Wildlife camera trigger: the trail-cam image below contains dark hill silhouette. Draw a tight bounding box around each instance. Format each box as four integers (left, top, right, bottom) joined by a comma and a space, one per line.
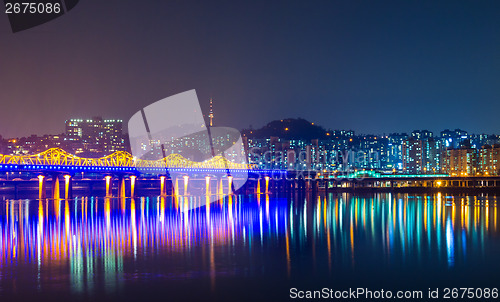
242, 118, 330, 140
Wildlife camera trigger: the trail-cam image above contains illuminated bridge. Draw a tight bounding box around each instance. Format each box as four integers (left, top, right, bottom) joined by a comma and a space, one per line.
0, 148, 280, 199
0, 148, 254, 173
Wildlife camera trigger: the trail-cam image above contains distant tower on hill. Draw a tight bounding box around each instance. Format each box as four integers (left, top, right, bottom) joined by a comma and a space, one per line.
208, 98, 214, 126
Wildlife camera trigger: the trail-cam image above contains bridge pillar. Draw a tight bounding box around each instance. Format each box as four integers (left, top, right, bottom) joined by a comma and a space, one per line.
130, 175, 136, 198
227, 175, 233, 195
215, 177, 221, 195
265, 176, 270, 194
174, 177, 180, 197
38, 175, 47, 199
105, 175, 112, 197
118, 176, 126, 198
160, 176, 166, 196
256, 178, 261, 194
51, 174, 61, 199
205, 176, 211, 195
183, 175, 189, 196
63, 174, 73, 199
165, 177, 172, 195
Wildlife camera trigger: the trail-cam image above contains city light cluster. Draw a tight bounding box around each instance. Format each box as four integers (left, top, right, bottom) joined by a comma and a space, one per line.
2, 118, 500, 176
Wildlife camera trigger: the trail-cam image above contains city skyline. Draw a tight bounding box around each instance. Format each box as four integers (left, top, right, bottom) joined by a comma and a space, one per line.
2, 114, 499, 177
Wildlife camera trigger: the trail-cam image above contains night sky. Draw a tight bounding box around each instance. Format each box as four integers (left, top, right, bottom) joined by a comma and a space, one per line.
0, 0, 499, 138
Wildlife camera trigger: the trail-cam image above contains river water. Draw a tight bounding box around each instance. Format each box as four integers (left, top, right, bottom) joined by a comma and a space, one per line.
0, 192, 498, 301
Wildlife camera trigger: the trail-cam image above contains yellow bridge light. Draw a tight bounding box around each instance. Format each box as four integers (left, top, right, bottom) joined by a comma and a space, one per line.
0, 148, 253, 170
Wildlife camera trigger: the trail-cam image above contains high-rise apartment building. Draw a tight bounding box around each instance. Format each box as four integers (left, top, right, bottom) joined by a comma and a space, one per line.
402, 138, 423, 174
478, 146, 500, 176
65, 117, 125, 154
441, 148, 477, 176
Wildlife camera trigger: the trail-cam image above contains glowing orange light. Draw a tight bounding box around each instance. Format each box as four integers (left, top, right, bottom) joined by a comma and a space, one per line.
228, 176, 233, 195
205, 176, 211, 195
183, 175, 189, 195
130, 175, 136, 197
105, 175, 112, 197
265, 176, 270, 194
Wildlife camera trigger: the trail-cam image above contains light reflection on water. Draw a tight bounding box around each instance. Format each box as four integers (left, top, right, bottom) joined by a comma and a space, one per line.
0, 193, 498, 298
